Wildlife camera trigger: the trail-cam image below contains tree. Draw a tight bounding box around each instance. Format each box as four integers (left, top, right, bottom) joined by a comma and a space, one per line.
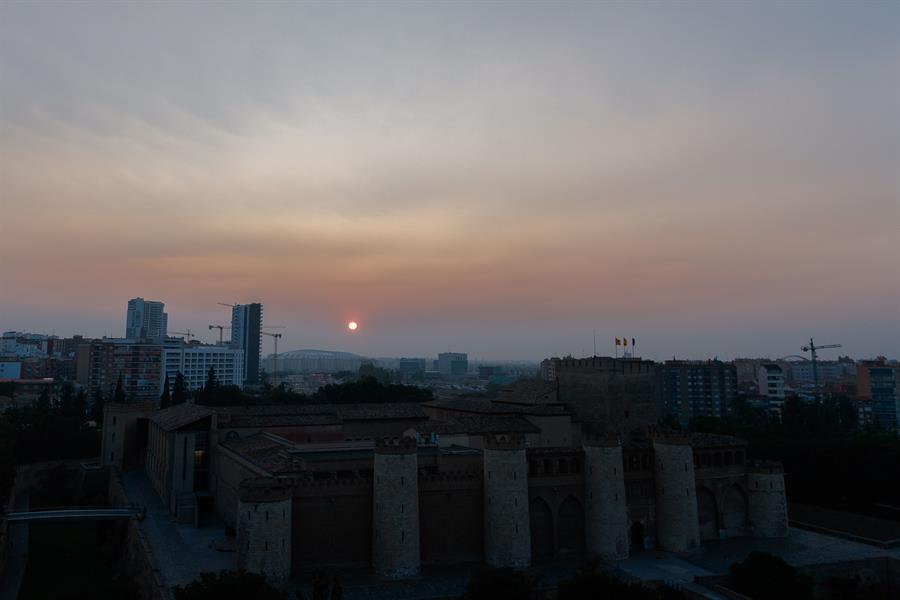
36, 386, 52, 411
160, 374, 171, 409
205, 366, 218, 391
90, 388, 105, 423
462, 567, 540, 600
557, 570, 677, 600
172, 571, 288, 600
730, 552, 813, 600
172, 372, 186, 405
114, 373, 126, 403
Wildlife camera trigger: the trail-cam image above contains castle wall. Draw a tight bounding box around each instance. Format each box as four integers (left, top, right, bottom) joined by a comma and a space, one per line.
237, 479, 292, 583
419, 473, 483, 564
748, 463, 789, 538
483, 434, 531, 568
584, 441, 629, 559
292, 480, 373, 569
372, 438, 421, 578
653, 437, 700, 552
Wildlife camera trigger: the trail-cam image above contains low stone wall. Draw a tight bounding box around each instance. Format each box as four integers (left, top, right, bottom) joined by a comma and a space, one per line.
108, 469, 172, 600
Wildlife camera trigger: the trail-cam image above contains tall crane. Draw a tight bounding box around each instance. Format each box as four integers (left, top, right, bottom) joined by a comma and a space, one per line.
208, 324, 232, 344
261, 331, 283, 384
801, 337, 842, 401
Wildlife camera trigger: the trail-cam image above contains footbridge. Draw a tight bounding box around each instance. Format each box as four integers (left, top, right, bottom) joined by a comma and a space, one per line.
4, 506, 144, 523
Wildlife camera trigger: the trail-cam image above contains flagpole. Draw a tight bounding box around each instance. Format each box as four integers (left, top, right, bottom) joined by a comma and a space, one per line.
593, 329, 597, 356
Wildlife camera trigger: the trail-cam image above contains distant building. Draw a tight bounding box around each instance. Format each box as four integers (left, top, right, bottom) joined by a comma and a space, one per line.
125, 297, 168, 341
438, 352, 468, 377
656, 360, 736, 426
540, 357, 560, 381
266, 349, 365, 374
788, 360, 855, 384
857, 361, 898, 431
76, 338, 163, 402
163, 339, 244, 394
398, 357, 427, 380
231, 303, 262, 385
0, 362, 22, 379
478, 365, 504, 379
758, 364, 785, 399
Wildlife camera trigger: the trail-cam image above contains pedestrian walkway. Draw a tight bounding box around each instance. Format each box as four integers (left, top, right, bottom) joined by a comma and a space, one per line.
119, 470, 234, 589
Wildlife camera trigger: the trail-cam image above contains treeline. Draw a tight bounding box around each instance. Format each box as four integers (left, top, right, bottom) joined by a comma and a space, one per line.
191, 365, 433, 407
689, 396, 900, 517
0, 382, 101, 498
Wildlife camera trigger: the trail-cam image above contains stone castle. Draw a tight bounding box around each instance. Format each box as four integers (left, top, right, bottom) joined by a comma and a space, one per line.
101, 357, 788, 582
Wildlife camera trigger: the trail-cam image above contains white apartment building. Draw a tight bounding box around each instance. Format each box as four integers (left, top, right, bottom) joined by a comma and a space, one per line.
162, 339, 244, 394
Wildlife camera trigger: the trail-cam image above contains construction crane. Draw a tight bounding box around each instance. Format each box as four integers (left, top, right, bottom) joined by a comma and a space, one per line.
261, 331, 283, 384
169, 330, 196, 340
218, 302, 236, 308
801, 337, 842, 401
208, 324, 232, 344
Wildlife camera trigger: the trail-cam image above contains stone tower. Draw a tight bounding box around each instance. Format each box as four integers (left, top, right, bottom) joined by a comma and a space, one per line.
583, 435, 629, 559
652, 431, 700, 552
372, 436, 421, 578
483, 433, 531, 568
748, 461, 789, 538
237, 477, 292, 583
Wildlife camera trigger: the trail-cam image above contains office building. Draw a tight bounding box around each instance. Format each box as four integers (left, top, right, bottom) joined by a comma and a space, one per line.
656, 360, 736, 425
125, 297, 168, 341
437, 352, 468, 377
398, 357, 428, 380
231, 303, 262, 385
857, 361, 898, 431
162, 338, 244, 394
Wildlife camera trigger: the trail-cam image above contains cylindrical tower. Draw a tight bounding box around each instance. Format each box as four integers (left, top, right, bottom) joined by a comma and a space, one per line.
583, 435, 629, 559
652, 431, 700, 552
372, 436, 421, 579
748, 461, 789, 538
237, 477, 292, 583
483, 433, 531, 568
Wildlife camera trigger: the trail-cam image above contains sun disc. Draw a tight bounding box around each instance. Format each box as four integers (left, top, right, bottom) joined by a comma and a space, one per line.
348, 321, 358, 331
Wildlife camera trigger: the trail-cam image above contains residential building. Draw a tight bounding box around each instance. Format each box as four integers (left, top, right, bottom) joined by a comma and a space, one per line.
656, 360, 736, 426
757, 363, 786, 417
857, 360, 898, 431
125, 297, 168, 341
162, 338, 244, 394
231, 303, 262, 385
75, 338, 163, 402
437, 352, 468, 377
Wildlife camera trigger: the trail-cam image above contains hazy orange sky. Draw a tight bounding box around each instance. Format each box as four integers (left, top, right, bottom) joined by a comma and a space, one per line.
1, 2, 898, 360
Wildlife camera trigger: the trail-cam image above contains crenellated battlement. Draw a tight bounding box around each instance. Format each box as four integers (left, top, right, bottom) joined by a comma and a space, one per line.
420, 470, 482, 484
239, 477, 293, 502
748, 460, 784, 474
374, 436, 418, 455
484, 432, 527, 451
295, 477, 374, 490
647, 426, 692, 446
583, 432, 623, 447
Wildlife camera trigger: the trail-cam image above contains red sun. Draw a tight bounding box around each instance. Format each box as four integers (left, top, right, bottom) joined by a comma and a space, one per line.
348, 321, 359, 331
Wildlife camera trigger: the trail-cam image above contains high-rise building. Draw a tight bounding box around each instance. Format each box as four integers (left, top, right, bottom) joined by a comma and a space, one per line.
857, 360, 898, 432
125, 298, 168, 341
162, 338, 244, 394
656, 360, 737, 425
231, 303, 262, 385
437, 352, 468, 377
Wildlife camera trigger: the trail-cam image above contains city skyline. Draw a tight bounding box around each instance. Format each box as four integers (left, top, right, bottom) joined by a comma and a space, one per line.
2, 2, 898, 361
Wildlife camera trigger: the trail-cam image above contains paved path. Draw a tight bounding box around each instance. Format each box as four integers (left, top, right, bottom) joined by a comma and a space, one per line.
119, 470, 234, 589
5, 507, 140, 522
0, 495, 29, 600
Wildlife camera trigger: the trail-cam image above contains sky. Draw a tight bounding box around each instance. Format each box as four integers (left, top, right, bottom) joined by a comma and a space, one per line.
1, 2, 898, 361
